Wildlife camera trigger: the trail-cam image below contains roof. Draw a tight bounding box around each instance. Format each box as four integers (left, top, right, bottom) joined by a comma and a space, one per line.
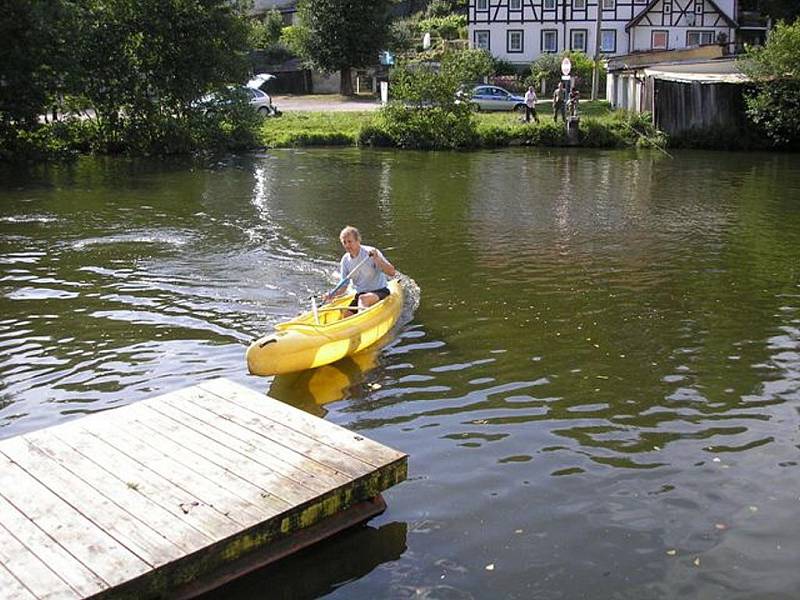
643, 59, 750, 83
606, 44, 724, 71
625, 0, 738, 31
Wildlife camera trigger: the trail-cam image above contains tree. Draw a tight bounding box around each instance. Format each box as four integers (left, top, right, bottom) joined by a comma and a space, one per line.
294, 0, 393, 95
0, 0, 77, 127
73, 0, 250, 135
249, 8, 285, 49
739, 18, 800, 147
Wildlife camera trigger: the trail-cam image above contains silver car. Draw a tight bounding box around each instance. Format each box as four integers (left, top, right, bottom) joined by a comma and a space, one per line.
460, 85, 526, 112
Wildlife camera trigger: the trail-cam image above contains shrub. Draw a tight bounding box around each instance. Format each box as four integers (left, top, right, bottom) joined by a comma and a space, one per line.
417, 14, 467, 40
365, 104, 478, 149
527, 50, 603, 95
490, 75, 525, 93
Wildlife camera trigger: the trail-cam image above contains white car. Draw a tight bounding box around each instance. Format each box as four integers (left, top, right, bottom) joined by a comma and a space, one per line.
457, 85, 526, 112
243, 86, 278, 116
197, 73, 280, 117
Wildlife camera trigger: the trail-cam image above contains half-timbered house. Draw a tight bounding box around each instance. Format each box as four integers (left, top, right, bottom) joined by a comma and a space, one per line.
467, 0, 739, 63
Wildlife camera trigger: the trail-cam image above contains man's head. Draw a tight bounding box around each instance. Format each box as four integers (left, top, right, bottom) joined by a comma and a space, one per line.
340, 225, 361, 256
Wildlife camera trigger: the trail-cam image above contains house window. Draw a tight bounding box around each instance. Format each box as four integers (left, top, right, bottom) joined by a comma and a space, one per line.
571, 29, 587, 51
651, 30, 668, 49
544, 0, 556, 9
573, 0, 586, 8
475, 30, 490, 49
602, 0, 615, 9
542, 30, 558, 53
687, 30, 715, 46
509, 0, 522, 8
508, 30, 524, 52
601, 29, 616, 52
476, 0, 488, 9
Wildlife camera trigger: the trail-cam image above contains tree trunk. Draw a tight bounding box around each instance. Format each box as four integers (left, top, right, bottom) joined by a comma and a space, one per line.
340, 67, 353, 96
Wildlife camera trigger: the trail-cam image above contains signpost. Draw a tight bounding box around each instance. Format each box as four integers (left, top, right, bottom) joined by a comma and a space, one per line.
561, 57, 572, 84
561, 57, 572, 77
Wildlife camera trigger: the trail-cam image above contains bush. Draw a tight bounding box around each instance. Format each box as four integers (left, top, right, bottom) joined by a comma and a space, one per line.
490, 75, 525, 93
579, 117, 626, 147
417, 14, 467, 40
527, 50, 603, 95
493, 58, 520, 76
364, 104, 478, 149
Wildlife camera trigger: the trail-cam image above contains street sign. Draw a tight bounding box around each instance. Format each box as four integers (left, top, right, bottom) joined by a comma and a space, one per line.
561, 57, 572, 76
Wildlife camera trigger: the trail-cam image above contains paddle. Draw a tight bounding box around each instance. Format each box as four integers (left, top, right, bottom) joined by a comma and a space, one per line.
319, 252, 373, 305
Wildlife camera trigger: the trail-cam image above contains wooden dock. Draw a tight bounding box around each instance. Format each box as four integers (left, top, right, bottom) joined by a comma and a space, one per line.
0, 378, 407, 599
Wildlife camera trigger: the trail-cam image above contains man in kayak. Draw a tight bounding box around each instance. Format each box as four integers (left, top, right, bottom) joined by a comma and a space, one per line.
326, 225, 396, 314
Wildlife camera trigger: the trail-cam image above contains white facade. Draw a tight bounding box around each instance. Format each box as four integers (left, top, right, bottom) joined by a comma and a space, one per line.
468, 0, 737, 63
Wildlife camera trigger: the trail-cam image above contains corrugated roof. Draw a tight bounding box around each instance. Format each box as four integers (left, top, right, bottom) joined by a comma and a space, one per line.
644, 60, 750, 83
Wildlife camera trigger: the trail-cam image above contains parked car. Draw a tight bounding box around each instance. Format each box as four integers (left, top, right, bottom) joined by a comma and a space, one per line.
196, 74, 280, 117
242, 86, 279, 116
457, 85, 526, 112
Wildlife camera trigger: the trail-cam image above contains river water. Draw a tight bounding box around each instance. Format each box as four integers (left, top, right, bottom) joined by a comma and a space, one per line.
1, 148, 799, 599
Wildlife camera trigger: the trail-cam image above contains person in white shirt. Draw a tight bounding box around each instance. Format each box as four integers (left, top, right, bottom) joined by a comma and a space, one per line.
524, 86, 539, 123
326, 225, 396, 314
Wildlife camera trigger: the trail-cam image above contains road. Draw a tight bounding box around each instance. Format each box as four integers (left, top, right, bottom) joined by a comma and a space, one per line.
272, 94, 382, 113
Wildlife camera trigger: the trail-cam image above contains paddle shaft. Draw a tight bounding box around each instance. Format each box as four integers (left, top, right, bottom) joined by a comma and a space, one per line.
323, 252, 372, 302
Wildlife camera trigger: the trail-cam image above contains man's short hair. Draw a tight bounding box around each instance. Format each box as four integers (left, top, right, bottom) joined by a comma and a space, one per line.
340, 225, 361, 242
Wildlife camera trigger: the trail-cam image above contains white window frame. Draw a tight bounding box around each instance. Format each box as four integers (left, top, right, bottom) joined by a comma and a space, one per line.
600, 29, 616, 52
542, 30, 558, 53
475, 30, 490, 49
571, 29, 587, 51
651, 30, 668, 49
508, 30, 524, 53
686, 30, 714, 46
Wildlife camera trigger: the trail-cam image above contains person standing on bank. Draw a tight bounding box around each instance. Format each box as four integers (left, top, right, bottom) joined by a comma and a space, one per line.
326, 225, 396, 313
524, 86, 539, 123
552, 82, 567, 123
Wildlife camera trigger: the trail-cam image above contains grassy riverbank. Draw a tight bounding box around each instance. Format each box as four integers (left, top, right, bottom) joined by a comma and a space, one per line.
259, 101, 668, 150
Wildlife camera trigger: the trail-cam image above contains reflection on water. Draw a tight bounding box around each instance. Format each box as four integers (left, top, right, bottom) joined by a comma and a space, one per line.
268, 347, 380, 416
1, 149, 799, 599
198, 521, 407, 600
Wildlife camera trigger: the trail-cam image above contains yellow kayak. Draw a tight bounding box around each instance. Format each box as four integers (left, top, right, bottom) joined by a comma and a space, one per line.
247, 279, 403, 376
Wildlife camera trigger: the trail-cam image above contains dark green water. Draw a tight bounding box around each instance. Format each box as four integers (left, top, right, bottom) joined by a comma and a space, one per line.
1, 148, 799, 599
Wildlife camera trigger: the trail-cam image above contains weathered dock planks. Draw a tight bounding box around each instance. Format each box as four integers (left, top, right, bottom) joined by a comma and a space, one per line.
0, 378, 407, 599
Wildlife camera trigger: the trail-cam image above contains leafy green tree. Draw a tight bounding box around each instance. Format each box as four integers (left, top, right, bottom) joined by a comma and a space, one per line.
739, 18, 800, 146
249, 8, 285, 49
0, 0, 77, 127
366, 49, 492, 149
293, 0, 393, 95
73, 0, 250, 137
527, 50, 600, 94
